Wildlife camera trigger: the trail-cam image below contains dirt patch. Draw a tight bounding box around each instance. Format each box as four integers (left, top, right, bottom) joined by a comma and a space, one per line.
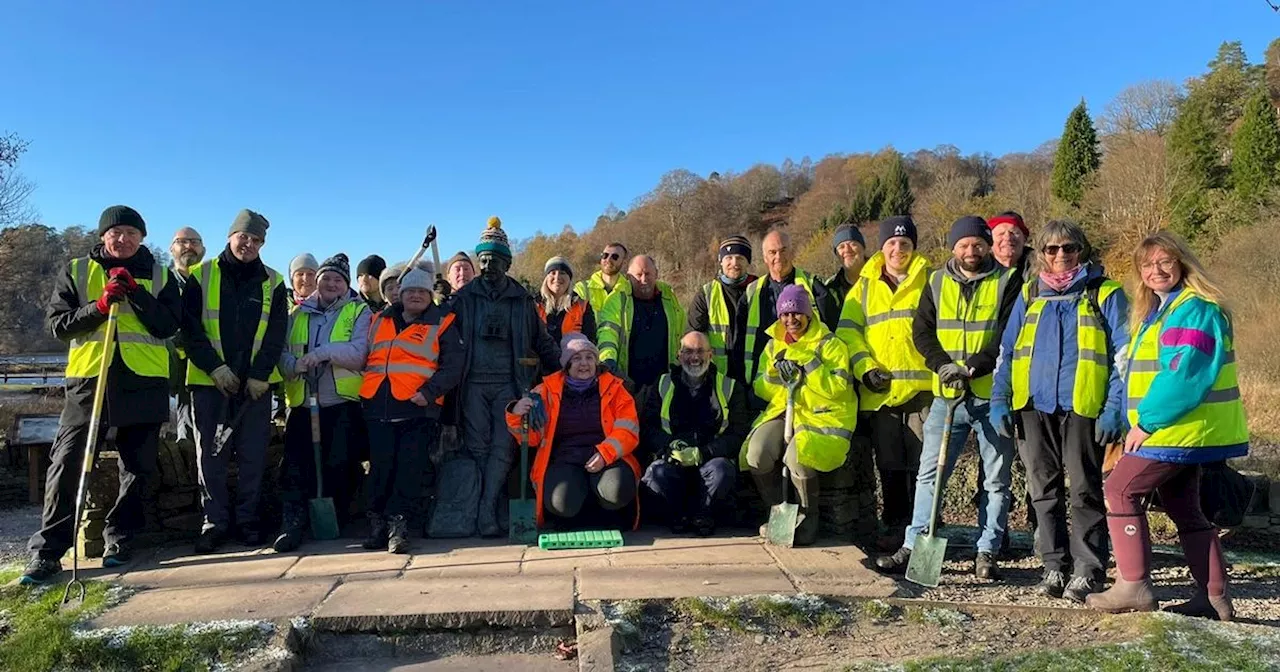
610, 596, 1144, 671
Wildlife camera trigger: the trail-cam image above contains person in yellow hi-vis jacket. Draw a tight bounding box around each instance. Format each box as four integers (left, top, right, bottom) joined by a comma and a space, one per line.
876, 216, 1020, 580
21, 206, 182, 585
835, 215, 933, 550
272, 253, 371, 553
182, 210, 289, 554
742, 285, 857, 546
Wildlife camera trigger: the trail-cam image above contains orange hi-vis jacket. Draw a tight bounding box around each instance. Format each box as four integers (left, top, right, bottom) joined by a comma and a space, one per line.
537, 299, 589, 337
360, 311, 457, 404
505, 371, 642, 529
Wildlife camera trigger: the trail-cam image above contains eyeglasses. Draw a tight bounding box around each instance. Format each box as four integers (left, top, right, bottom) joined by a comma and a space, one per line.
172, 238, 203, 246
600, 252, 621, 261
1042, 243, 1082, 256
1140, 258, 1179, 273
679, 348, 710, 356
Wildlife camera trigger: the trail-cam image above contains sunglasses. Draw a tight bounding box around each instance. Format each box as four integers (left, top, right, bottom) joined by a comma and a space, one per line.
600, 252, 621, 261
1042, 243, 1082, 256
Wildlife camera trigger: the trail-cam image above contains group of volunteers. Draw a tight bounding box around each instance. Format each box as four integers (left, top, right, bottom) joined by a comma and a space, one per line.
19, 204, 1248, 623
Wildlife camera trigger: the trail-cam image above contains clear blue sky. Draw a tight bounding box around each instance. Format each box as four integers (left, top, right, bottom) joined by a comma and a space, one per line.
5, 1, 1277, 272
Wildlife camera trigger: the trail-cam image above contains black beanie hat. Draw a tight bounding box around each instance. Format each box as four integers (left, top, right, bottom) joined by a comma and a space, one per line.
318, 253, 351, 285
97, 205, 147, 237
832, 223, 866, 254
878, 215, 917, 248
948, 215, 993, 248
357, 254, 386, 279
718, 235, 753, 263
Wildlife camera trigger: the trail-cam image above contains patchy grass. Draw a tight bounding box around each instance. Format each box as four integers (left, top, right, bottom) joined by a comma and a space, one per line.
850, 613, 1280, 671
672, 595, 846, 636
673, 597, 748, 633
858, 599, 895, 622
0, 573, 270, 672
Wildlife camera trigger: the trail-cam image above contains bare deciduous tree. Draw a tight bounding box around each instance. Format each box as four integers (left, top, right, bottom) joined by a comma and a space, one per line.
0, 132, 37, 227
1099, 80, 1183, 137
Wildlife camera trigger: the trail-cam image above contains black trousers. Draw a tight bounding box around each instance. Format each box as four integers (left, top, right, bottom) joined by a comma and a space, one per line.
367, 417, 438, 519
544, 461, 637, 521
29, 422, 160, 559
280, 401, 367, 520
869, 393, 930, 531
1019, 410, 1108, 579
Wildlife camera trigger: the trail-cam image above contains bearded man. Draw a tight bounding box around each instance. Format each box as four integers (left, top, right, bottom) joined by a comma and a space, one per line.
639, 331, 750, 537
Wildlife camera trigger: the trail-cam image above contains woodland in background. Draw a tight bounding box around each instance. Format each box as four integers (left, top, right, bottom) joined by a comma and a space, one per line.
2, 40, 1279, 438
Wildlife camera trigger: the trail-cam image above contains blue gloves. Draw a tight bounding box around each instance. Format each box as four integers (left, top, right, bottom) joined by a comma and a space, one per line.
526, 394, 549, 432
991, 400, 1014, 440
1095, 405, 1125, 446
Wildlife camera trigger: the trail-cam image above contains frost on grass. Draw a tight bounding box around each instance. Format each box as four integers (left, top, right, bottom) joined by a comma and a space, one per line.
920, 606, 970, 628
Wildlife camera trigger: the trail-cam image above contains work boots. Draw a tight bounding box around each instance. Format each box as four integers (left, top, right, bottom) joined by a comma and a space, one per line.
1164, 590, 1234, 622
792, 474, 820, 547
1085, 577, 1158, 614
387, 516, 410, 555
273, 504, 307, 553
752, 469, 786, 537
362, 512, 388, 550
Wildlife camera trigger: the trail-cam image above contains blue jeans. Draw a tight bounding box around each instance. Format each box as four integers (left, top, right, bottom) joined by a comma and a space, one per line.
904, 396, 1014, 554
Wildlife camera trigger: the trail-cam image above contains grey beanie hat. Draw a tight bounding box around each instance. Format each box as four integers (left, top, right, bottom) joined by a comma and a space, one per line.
229, 209, 270, 239
289, 253, 319, 276
399, 267, 432, 292
380, 262, 407, 293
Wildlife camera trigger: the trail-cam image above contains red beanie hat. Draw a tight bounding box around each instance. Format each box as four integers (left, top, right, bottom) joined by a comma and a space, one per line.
988, 211, 1029, 237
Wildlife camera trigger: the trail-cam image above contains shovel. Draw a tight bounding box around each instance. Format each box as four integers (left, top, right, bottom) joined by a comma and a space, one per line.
509, 410, 538, 544
62, 303, 119, 606
307, 384, 340, 541
905, 394, 966, 588
765, 374, 801, 547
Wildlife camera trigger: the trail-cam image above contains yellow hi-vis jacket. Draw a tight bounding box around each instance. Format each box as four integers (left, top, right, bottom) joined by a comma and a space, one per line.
834, 252, 932, 411
743, 269, 819, 383
741, 320, 857, 473
66, 258, 169, 379
597, 282, 685, 377
185, 259, 285, 386
927, 266, 1012, 400
573, 271, 631, 316
283, 299, 366, 407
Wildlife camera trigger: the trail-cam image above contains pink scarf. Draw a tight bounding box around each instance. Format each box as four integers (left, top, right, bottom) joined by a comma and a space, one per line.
1039, 266, 1082, 293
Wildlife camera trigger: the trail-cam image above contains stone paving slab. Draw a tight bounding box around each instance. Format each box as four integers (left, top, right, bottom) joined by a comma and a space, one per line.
577, 564, 797, 600
284, 551, 409, 580
136, 554, 301, 589
405, 544, 525, 578
764, 543, 901, 598
92, 578, 337, 627
520, 547, 611, 575
312, 574, 575, 631
609, 536, 775, 567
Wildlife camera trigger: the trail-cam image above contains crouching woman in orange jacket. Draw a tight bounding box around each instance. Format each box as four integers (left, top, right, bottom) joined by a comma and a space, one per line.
506, 333, 641, 530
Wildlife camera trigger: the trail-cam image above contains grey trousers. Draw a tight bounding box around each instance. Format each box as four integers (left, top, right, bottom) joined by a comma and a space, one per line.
744, 417, 818, 479
192, 387, 273, 532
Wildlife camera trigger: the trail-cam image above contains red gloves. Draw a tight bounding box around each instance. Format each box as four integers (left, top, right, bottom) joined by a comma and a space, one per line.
96, 283, 128, 315
107, 267, 138, 293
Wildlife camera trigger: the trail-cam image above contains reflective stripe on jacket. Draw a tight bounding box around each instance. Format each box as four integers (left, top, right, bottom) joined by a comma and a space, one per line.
185, 259, 285, 385
361, 312, 457, 403
505, 371, 642, 528
66, 258, 169, 379
927, 267, 1012, 399
284, 299, 366, 407
834, 252, 931, 411
596, 283, 685, 376
742, 320, 857, 472
1126, 287, 1248, 462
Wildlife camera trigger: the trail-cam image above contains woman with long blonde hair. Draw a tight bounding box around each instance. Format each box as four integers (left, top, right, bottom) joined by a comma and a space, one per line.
537, 257, 596, 344
1087, 231, 1248, 621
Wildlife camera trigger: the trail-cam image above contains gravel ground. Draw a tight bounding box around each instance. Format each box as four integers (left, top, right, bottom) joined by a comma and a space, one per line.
0, 505, 40, 568
895, 528, 1280, 627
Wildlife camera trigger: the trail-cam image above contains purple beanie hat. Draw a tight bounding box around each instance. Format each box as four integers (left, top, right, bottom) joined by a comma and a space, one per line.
775, 284, 813, 317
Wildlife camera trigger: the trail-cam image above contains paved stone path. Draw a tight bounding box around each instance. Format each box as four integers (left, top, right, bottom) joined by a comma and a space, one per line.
82, 531, 899, 629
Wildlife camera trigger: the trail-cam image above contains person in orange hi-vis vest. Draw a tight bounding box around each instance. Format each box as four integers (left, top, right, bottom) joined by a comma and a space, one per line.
537, 256, 597, 344
506, 333, 641, 530
357, 268, 464, 554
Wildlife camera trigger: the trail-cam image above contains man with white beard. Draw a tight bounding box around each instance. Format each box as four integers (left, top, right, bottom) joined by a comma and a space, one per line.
639, 331, 750, 536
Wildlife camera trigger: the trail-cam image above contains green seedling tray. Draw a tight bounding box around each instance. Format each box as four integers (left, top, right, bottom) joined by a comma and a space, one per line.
537, 530, 624, 550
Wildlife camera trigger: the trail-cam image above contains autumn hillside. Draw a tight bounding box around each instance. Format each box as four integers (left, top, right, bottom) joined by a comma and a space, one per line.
509, 40, 1280, 440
